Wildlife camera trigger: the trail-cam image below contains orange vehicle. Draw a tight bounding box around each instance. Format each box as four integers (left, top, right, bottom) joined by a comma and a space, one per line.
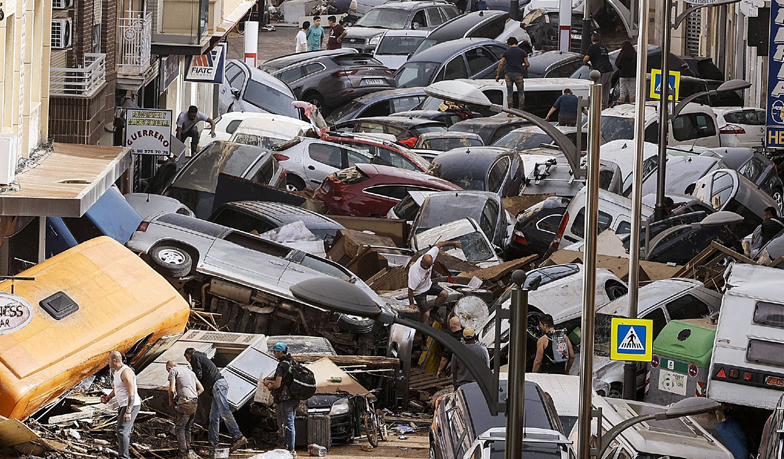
0, 236, 190, 420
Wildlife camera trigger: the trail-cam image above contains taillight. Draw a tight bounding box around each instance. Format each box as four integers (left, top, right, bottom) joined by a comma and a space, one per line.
273, 153, 289, 162
512, 230, 528, 246
383, 69, 394, 75
550, 211, 569, 251
720, 124, 746, 134
136, 221, 149, 232
332, 69, 359, 77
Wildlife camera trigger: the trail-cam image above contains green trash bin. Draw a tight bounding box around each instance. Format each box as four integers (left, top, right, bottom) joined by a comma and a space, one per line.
644, 318, 716, 406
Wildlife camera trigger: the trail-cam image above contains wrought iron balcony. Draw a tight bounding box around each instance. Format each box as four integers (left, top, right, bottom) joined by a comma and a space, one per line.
118, 11, 153, 76
50, 53, 107, 97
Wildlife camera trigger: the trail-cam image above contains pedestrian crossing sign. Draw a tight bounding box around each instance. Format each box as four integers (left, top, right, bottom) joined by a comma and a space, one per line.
650, 69, 681, 101
610, 318, 653, 361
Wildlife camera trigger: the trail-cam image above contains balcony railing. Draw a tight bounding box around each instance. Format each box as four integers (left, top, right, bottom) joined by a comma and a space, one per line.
50, 53, 107, 97
118, 12, 152, 76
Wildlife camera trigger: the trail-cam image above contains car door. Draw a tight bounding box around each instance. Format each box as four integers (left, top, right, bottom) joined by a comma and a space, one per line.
305, 141, 346, 187
465, 46, 498, 80
219, 62, 247, 114
669, 111, 719, 147
479, 199, 500, 245
487, 156, 511, 196
436, 55, 469, 83
204, 231, 292, 287
424, 7, 443, 28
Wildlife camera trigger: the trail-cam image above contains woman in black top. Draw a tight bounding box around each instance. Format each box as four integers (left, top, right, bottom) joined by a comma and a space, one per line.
615, 41, 637, 104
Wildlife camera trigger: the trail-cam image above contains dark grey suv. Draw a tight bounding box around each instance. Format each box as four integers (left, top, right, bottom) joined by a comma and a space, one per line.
343, 1, 459, 54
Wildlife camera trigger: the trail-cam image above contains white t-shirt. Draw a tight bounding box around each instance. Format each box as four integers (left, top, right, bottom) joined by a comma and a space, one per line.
408, 246, 440, 295
295, 30, 307, 53
113, 365, 142, 408
176, 111, 208, 132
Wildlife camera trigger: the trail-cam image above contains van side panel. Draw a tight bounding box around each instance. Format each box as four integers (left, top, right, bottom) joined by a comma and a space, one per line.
0, 236, 190, 420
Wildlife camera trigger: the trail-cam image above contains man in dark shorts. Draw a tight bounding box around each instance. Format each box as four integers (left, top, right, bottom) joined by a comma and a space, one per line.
495, 37, 530, 112
583, 34, 614, 108
327, 16, 347, 50
407, 240, 462, 324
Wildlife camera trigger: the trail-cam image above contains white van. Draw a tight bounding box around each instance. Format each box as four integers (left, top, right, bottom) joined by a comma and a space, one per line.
601, 102, 722, 148
707, 263, 784, 410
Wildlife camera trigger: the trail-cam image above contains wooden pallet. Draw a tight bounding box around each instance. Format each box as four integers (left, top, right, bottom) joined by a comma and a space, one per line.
672, 241, 758, 290
408, 367, 452, 391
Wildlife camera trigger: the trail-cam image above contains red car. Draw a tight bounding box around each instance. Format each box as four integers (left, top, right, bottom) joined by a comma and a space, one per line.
314, 163, 461, 217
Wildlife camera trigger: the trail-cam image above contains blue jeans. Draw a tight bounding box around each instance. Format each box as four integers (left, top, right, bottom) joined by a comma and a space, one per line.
209, 378, 243, 447
276, 399, 298, 451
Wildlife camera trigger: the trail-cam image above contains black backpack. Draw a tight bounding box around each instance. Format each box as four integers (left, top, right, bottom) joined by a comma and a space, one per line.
287, 360, 317, 400
546, 329, 570, 365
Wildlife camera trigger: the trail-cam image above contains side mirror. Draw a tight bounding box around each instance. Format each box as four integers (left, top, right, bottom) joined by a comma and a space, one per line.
412, 22, 421, 29
230, 88, 240, 98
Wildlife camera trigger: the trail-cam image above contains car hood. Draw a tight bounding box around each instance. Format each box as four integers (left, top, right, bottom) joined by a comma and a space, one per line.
345, 27, 388, 40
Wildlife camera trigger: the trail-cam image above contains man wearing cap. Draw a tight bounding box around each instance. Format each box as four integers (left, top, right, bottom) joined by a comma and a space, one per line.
436, 316, 464, 379
408, 240, 462, 324
183, 348, 247, 456
449, 328, 489, 389
263, 343, 299, 457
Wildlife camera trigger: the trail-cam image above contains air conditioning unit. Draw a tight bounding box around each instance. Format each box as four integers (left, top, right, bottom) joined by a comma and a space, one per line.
0, 134, 18, 186
51, 19, 72, 49
52, 0, 73, 9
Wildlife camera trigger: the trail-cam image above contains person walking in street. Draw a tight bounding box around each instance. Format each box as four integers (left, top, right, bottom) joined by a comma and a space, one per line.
532, 314, 575, 374
327, 16, 347, 50
101, 351, 141, 459
176, 105, 216, 155
296, 21, 309, 53
615, 41, 637, 104
183, 348, 247, 455
583, 34, 614, 109
545, 88, 585, 126
167, 361, 204, 459
449, 328, 490, 389
436, 316, 464, 379
408, 240, 462, 324
263, 343, 300, 458
495, 37, 530, 113
307, 16, 324, 51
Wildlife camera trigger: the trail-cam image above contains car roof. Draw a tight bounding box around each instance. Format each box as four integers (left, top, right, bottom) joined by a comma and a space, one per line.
426, 9, 506, 40
369, 0, 449, 10
451, 116, 530, 128
460, 380, 556, 437
355, 163, 459, 188
216, 201, 344, 229
261, 49, 358, 71
602, 102, 712, 120
455, 77, 592, 91
419, 131, 484, 140
342, 115, 445, 128
344, 87, 428, 104
228, 60, 293, 96
380, 29, 430, 38
597, 278, 706, 316
714, 148, 755, 170
528, 50, 583, 67
406, 37, 504, 62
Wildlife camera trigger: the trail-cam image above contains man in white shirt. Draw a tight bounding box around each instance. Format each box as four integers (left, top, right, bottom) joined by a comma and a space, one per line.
176, 105, 216, 154
101, 351, 142, 459
408, 240, 462, 324
295, 21, 310, 53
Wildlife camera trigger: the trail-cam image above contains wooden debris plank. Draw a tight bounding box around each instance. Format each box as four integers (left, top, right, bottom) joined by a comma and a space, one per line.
0, 417, 39, 447
292, 355, 400, 369
47, 409, 95, 424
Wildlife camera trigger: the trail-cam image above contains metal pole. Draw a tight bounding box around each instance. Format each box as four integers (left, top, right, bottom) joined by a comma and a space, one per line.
654, 0, 672, 222
581, 0, 591, 53
506, 276, 529, 459
623, 0, 650, 401
578, 70, 602, 459
510, 0, 520, 21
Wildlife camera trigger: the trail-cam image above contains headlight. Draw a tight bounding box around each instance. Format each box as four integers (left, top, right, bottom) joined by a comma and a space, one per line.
329, 397, 350, 416
369, 35, 381, 46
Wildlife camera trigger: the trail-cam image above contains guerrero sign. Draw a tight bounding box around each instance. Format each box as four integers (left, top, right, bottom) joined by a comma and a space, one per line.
0, 293, 33, 335
768, 0, 784, 147
125, 109, 173, 156
185, 43, 227, 84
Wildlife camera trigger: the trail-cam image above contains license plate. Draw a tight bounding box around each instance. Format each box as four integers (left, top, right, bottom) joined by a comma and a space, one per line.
362, 78, 386, 86
766, 376, 784, 387
658, 369, 687, 396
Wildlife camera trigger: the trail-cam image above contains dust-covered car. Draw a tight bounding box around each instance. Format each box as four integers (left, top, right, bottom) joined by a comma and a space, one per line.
431, 147, 525, 197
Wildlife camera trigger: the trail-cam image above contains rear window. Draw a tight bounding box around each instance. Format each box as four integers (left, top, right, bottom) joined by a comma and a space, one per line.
243, 79, 298, 117
377, 35, 426, 55
753, 301, 784, 328
723, 109, 766, 125
747, 339, 784, 367
600, 116, 635, 142
171, 145, 259, 193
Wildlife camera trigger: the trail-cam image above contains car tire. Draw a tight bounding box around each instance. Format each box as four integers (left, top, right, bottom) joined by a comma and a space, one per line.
774, 187, 784, 214
149, 245, 193, 278
286, 175, 306, 192
608, 382, 623, 398
605, 281, 628, 301
336, 314, 375, 334
305, 93, 325, 111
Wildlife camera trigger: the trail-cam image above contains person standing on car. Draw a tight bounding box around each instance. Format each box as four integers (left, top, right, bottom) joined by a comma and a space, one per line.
533, 314, 575, 374
307, 16, 324, 51
545, 88, 585, 126
615, 41, 637, 104
176, 105, 216, 155
583, 34, 614, 109
183, 348, 247, 455
296, 21, 309, 53
495, 37, 530, 112
167, 361, 204, 459
263, 343, 299, 457
101, 351, 141, 459
449, 328, 490, 389
437, 316, 464, 379
327, 16, 347, 50
408, 240, 463, 325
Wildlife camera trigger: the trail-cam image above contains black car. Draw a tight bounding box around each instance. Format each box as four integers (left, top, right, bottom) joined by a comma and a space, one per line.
430, 380, 564, 459
394, 38, 507, 88
324, 87, 428, 125
642, 211, 746, 265
208, 201, 345, 241
702, 148, 784, 211
526, 50, 585, 79
432, 147, 525, 197
333, 115, 447, 142
449, 117, 530, 145
259, 51, 395, 115
506, 196, 570, 259
412, 10, 529, 56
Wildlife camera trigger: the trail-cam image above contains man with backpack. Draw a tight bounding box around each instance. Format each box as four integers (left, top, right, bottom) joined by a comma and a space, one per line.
532, 314, 575, 374
264, 342, 316, 458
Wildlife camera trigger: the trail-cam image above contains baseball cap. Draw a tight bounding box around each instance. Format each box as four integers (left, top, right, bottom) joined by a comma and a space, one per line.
463, 327, 476, 339
272, 342, 288, 352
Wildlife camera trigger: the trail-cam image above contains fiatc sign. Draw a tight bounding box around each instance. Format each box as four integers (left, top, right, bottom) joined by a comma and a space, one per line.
125, 109, 173, 156
768, 0, 784, 147
185, 43, 227, 84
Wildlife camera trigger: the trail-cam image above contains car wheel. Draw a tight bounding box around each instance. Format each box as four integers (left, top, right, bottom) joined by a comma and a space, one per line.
149, 245, 192, 278
605, 281, 628, 301
608, 382, 623, 398
305, 93, 325, 111
774, 188, 784, 214
336, 314, 375, 334
285, 175, 306, 192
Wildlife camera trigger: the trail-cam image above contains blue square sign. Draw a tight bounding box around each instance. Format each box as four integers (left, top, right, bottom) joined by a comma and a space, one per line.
616, 324, 646, 355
